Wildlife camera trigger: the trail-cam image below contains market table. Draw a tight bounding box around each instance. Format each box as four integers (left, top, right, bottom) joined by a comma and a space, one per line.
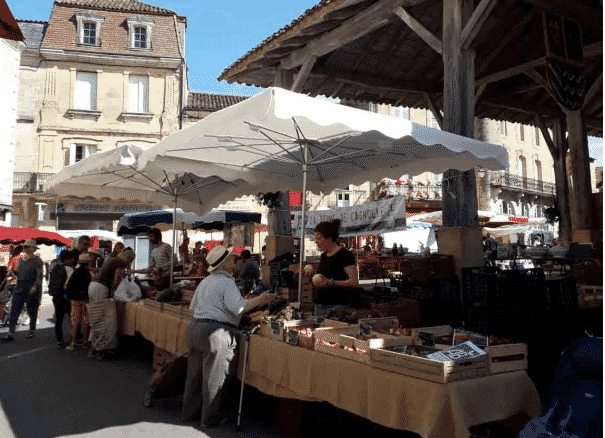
237, 334, 542, 438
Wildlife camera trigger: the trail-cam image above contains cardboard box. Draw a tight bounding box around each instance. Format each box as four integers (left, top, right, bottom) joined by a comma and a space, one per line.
436, 228, 484, 272
261, 265, 271, 287
265, 236, 295, 262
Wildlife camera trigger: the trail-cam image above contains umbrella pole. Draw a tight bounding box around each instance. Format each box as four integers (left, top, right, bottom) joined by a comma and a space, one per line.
170, 197, 177, 288
297, 143, 308, 304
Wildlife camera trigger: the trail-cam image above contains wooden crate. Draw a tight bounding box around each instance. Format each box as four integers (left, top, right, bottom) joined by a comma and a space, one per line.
259, 319, 314, 342
291, 320, 353, 350
484, 343, 528, 374
412, 325, 454, 347
358, 317, 399, 332
314, 327, 405, 363
370, 345, 488, 383
579, 285, 603, 309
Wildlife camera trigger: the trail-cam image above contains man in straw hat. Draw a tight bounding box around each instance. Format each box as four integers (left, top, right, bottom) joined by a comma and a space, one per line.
182, 245, 274, 429
0, 239, 43, 341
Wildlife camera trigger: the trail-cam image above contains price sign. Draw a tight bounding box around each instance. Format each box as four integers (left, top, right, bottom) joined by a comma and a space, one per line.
392, 345, 408, 354
286, 329, 299, 346
270, 321, 281, 336
426, 341, 486, 362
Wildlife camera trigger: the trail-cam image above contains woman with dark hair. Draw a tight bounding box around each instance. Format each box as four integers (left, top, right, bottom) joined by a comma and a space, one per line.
304, 219, 359, 316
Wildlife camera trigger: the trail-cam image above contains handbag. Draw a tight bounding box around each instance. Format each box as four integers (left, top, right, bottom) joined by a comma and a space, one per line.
114, 276, 142, 302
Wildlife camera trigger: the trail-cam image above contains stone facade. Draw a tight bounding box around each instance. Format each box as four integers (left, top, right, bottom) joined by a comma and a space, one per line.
0, 38, 24, 226
13, 0, 186, 232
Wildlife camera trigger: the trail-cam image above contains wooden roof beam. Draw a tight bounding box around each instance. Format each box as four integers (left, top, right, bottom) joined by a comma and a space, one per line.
393, 6, 442, 54
311, 63, 442, 93
583, 41, 603, 58
291, 55, 317, 93
280, 0, 403, 71
534, 114, 558, 158
476, 57, 548, 87
423, 92, 443, 129
461, 0, 498, 49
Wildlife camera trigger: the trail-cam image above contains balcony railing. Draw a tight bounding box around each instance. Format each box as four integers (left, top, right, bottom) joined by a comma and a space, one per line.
379, 182, 442, 201
490, 172, 555, 196
13, 172, 55, 193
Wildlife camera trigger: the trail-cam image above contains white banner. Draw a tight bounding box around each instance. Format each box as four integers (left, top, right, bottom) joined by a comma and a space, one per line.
292, 196, 406, 238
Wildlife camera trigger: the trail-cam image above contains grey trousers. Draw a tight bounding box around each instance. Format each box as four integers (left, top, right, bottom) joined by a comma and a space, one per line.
181, 320, 238, 426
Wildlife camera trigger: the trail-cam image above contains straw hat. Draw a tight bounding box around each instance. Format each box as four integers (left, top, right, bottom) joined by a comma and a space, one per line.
206, 245, 232, 272
78, 252, 94, 264
23, 239, 39, 250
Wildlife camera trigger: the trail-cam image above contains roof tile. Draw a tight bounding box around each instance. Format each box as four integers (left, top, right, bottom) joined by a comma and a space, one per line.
186, 92, 248, 112
55, 0, 175, 15
16, 20, 48, 49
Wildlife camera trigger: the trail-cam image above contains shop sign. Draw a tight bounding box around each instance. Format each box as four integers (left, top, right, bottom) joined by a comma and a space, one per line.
292, 196, 407, 238
113, 205, 154, 213
73, 204, 110, 213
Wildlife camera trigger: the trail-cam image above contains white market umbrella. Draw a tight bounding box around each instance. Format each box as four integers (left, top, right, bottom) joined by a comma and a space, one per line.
44, 144, 238, 286
138, 87, 510, 300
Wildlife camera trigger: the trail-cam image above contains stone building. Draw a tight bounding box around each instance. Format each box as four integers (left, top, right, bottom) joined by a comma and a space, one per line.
0, 25, 24, 226
13, 0, 187, 235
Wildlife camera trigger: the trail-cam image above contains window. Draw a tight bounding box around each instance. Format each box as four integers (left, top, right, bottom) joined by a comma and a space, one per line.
70, 144, 97, 165
74, 72, 97, 111
134, 27, 147, 48
516, 123, 525, 141
337, 193, 350, 207
128, 75, 149, 113
521, 202, 529, 217
427, 111, 440, 129
535, 127, 540, 146
500, 120, 507, 136
127, 17, 154, 50
75, 13, 104, 46
83, 22, 96, 45
392, 106, 410, 120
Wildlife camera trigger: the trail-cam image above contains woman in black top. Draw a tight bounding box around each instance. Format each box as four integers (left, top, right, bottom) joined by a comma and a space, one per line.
305, 219, 359, 316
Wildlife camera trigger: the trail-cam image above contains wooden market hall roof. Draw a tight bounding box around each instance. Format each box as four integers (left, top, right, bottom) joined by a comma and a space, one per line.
219, 0, 603, 137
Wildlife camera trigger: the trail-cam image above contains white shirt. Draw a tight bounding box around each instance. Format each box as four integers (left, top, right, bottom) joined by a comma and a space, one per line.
189, 269, 247, 327
149, 242, 173, 273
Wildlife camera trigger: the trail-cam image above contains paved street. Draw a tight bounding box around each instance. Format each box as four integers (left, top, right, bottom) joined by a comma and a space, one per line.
0, 289, 291, 438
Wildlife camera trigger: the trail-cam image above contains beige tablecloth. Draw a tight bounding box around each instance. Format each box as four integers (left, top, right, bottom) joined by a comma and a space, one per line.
239, 335, 542, 438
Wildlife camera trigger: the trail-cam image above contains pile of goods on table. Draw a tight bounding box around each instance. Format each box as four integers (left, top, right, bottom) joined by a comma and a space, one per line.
255, 311, 529, 384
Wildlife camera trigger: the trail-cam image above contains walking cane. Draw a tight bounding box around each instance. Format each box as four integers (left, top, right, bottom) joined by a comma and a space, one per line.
237, 326, 256, 432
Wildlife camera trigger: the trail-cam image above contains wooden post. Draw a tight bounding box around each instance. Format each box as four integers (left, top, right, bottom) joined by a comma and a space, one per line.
551, 118, 573, 243
565, 110, 594, 230
441, 0, 478, 227
274, 68, 293, 90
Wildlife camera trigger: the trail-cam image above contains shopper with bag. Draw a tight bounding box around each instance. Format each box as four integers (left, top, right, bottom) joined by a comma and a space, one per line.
48, 250, 75, 348
182, 245, 274, 429
87, 248, 135, 360
65, 252, 94, 350
0, 240, 43, 342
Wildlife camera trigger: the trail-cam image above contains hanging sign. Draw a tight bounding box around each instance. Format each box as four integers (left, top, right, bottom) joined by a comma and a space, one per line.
292, 196, 406, 238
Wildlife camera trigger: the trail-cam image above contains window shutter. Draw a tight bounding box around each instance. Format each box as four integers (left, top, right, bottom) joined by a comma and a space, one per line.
69, 144, 76, 165
75, 72, 96, 110
128, 75, 149, 113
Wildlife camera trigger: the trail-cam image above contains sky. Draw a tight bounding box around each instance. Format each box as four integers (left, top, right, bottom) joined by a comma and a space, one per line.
8, 0, 602, 166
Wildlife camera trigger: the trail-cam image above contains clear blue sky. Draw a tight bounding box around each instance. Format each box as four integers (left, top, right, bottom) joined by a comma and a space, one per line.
8, 0, 602, 165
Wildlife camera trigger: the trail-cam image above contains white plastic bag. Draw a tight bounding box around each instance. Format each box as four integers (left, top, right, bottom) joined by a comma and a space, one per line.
114, 277, 142, 302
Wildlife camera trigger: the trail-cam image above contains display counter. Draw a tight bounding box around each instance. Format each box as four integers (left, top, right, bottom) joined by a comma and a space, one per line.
237, 334, 542, 438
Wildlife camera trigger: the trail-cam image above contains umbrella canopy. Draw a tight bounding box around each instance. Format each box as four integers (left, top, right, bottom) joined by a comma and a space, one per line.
43, 145, 215, 214
117, 208, 206, 236
0, 226, 72, 246
139, 87, 509, 300
191, 210, 262, 232
138, 87, 509, 196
